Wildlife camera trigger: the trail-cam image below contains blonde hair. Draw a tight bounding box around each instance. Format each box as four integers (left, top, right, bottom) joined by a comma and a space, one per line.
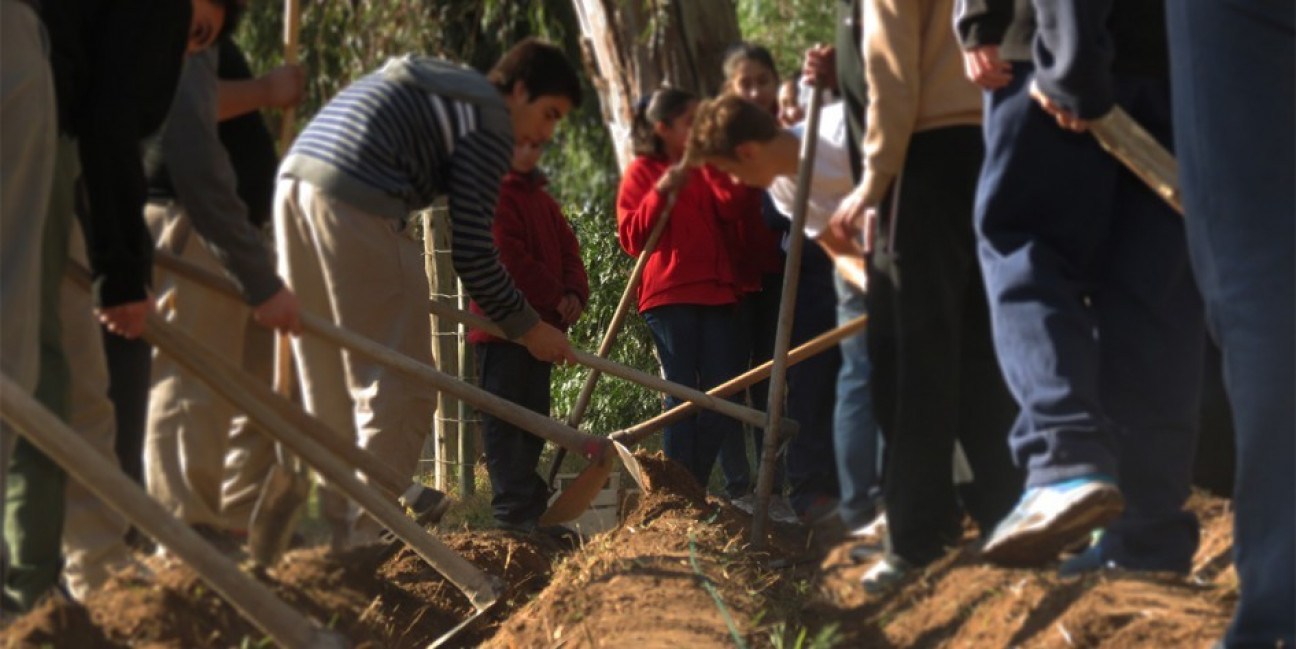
688, 93, 781, 161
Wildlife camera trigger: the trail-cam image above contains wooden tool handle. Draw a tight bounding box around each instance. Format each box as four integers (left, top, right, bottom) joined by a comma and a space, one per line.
1090, 106, 1184, 215
0, 375, 346, 649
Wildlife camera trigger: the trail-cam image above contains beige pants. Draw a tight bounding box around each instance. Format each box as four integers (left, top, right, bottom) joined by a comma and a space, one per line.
61, 220, 131, 599
219, 319, 277, 531
0, 0, 56, 465
143, 203, 252, 528
273, 177, 434, 545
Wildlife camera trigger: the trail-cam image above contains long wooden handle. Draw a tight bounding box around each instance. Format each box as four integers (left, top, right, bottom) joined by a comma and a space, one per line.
428, 300, 796, 433
154, 250, 612, 459
278, 0, 301, 153
752, 82, 827, 545
1090, 106, 1183, 215
613, 314, 867, 446
145, 313, 502, 610
0, 375, 347, 649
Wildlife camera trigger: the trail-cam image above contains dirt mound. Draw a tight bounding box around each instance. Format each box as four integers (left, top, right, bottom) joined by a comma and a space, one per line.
808, 491, 1236, 648
0, 463, 1239, 649
487, 451, 811, 648
1, 532, 567, 649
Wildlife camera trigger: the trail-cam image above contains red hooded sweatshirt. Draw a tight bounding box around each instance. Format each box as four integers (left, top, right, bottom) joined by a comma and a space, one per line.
616, 155, 739, 313
468, 169, 589, 344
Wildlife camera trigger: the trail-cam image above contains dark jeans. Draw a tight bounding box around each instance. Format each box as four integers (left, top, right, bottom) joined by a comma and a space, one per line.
643, 303, 744, 490
871, 125, 1022, 566
976, 67, 1205, 573
720, 275, 782, 498
1168, 2, 1295, 645
833, 273, 882, 529
475, 342, 552, 526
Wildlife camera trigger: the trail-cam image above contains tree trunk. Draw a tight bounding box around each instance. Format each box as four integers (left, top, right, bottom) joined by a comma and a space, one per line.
572, 0, 740, 171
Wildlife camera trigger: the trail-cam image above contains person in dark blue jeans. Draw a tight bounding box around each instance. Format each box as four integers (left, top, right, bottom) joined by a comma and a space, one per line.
1167, 2, 1295, 646
967, 1, 1208, 571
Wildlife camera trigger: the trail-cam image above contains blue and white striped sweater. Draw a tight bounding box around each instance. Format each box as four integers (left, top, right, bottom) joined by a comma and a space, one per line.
281, 61, 538, 338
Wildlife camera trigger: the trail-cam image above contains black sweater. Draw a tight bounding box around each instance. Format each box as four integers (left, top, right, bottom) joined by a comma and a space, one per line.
42, 0, 191, 306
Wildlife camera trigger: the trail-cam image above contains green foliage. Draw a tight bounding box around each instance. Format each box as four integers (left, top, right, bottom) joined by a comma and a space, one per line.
735, 0, 837, 79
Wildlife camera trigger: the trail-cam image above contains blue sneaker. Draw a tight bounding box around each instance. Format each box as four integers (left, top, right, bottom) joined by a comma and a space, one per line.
981, 476, 1124, 567
1057, 544, 1117, 578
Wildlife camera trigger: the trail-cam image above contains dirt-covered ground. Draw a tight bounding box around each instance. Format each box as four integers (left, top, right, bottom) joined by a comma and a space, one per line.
0, 453, 1236, 648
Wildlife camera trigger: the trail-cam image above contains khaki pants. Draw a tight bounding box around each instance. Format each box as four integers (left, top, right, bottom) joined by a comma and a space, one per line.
0, 0, 56, 485
143, 203, 251, 527
219, 319, 277, 531
273, 178, 434, 545
61, 220, 131, 599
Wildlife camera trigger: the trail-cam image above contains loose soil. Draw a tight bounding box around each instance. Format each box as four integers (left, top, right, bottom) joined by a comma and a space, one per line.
1, 455, 1238, 648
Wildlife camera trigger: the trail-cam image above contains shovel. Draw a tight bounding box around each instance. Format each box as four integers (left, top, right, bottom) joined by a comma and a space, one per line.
246, 333, 311, 569
543, 168, 687, 490
542, 315, 870, 524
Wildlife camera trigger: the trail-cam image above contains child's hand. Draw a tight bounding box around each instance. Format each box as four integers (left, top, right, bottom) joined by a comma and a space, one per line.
655, 165, 690, 195
557, 293, 584, 326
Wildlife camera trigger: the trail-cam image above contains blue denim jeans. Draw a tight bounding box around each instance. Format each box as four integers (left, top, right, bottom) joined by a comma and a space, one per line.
976, 67, 1205, 572
833, 273, 882, 529
643, 303, 745, 490
1168, 2, 1295, 645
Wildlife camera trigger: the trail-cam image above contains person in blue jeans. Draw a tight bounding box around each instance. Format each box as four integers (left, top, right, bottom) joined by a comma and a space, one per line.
1167, 2, 1295, 646
965, 0, 1208, 572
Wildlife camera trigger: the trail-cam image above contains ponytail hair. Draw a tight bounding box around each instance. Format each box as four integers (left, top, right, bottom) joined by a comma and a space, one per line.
630, 87, 697, 157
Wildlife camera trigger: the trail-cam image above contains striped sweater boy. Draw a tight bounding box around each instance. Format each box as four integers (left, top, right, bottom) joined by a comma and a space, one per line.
280, 55, 538, 337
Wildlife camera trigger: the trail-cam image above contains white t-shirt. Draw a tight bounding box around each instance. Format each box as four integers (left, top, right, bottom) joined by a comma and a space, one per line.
768, 100, 854, 239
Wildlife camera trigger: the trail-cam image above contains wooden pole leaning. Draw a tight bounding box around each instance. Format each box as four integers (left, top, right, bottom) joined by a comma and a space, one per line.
751, 83, 825, 547
0, 375, 349, 649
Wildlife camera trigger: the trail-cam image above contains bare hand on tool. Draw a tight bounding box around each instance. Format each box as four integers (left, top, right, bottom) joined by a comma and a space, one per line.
253, 286, 303, 335
1030, 79, 1090, 133
801, 44, 838, 92
97, 299, 152, 339
520, 320, 577, 365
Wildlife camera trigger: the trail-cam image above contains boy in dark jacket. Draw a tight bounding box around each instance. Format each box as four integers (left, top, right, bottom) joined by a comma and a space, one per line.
469, 141, 589, 533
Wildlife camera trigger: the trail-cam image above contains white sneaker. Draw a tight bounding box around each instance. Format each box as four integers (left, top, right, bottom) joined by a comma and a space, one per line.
851, 511, 888, 539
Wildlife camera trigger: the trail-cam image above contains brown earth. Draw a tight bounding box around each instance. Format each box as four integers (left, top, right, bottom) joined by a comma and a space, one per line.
0, 455, 1238, 649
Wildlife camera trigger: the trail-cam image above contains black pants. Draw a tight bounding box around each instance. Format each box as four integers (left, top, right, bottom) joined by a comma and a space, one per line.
104, 332, 152, 485
868, 126, 1022, 566
476, 342, 552, 525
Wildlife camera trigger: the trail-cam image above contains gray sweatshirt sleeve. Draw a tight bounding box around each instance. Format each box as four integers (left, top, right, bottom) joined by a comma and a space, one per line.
161, 49, 283, 305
